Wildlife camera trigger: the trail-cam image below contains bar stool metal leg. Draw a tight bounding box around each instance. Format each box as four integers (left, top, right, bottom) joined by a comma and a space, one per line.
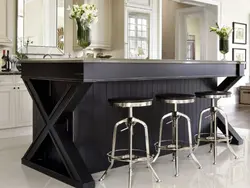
179, 112, 202, 169
196, 108, 210, 149
172, 115, 177, 163
152, 113, 172, 163
212, 110, 217, 165
133, 118, 161, 182
209, 115, 213, 153
129, 121, 133, 188
174, 114, 179, 177
216, 107, 238, 159
99, 118, 127, 181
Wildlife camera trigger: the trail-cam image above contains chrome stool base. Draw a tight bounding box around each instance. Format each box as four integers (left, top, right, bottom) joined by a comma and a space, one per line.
194, 97, 238, 165
152, 103, 202, 177
99, 106, 161, 188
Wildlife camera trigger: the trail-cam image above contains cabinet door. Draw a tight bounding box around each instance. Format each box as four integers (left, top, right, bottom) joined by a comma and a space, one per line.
15, 85, 32, 127
0, 0, 12, 45
0, 86, 15, 129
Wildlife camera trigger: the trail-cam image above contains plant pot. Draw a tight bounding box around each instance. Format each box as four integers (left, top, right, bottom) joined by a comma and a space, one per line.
76, 20, 91, 58
219, 38, 229, 60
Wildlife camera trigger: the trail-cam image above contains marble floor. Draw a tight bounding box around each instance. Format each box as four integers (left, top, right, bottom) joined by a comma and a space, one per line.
1, 105, 250, 188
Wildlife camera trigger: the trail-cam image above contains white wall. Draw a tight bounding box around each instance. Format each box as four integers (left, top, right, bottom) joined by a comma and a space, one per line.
186, 15, 201, 60
218, 0, 250, 105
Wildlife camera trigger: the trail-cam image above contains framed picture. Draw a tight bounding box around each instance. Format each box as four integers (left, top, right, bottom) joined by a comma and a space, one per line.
232, 48, 246, 69
233, 22, 247, 44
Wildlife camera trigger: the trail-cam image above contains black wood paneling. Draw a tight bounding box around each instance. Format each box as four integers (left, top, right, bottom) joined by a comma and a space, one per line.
65, 78, 216, 173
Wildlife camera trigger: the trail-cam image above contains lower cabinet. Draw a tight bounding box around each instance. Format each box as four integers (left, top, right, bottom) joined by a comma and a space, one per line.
0, 86, 15, 129
15, 85, 33, 127
0, 75, 32, 129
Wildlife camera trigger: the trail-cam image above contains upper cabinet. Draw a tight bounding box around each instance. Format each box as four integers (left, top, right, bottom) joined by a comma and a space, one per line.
0, 0, 14, 46
73, 0, 112, 50
125, 0, 153, 9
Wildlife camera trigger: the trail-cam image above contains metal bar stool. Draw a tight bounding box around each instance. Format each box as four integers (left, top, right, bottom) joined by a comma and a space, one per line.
99, 97, 160, 188
194, 91, 238, 165
152, 93, 202, 177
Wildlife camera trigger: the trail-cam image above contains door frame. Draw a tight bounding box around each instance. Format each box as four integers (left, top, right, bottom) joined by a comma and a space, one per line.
175, 7, 206, 60
175, 0, 221, 60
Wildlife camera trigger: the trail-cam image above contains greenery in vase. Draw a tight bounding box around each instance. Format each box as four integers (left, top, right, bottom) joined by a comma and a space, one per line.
210, 23, 233, 39
68, 4, 98, 29
16, 38, 33, 59
68, 4, 98, 49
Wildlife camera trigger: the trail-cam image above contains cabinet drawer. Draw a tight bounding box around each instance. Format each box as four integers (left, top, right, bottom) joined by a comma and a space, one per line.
240, 89, 250, 104
0, 75, 15, 86
15, 75, 24, 85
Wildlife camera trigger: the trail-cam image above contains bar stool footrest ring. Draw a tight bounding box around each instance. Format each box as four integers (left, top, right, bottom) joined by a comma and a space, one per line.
107, 149, 151, 163
194, 133, 233, 143
154, 140, 194, 151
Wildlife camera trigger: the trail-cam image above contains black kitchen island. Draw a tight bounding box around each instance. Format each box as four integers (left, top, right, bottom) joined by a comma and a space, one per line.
21, 59, 244, 188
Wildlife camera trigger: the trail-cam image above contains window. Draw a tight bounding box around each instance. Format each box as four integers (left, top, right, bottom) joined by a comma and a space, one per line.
128, 13, 149, 59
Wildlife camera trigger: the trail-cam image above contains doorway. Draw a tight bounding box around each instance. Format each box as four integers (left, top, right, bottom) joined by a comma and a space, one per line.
162, 0, 219, 60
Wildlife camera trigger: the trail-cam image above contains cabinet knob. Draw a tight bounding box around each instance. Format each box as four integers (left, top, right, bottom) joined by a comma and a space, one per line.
13, 87, 16, 89
18, 87, 20, 89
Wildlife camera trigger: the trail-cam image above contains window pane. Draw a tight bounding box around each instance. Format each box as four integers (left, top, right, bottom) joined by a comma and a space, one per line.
137, 25, 142, 31
142, 31, 147, 37
129, 18, 135, 24
137, 31, 142, 37
142, 26, 147, 31
129, 31, 135, 37
130, 40, 136, 48
129, 24, 135, 30
142, 41, 147, 49
138, 19, 142, 24
142, 19, 147, 25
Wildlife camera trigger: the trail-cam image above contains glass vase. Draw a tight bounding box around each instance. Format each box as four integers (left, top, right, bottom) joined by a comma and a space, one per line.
219, 37, 229, 61
76, 20, 91, 58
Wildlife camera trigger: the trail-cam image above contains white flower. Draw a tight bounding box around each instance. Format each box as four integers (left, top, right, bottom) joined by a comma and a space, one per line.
68, 3, 98, 27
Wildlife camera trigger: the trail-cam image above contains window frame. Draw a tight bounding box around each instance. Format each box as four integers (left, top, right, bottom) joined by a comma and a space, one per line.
125, 6, 152, 59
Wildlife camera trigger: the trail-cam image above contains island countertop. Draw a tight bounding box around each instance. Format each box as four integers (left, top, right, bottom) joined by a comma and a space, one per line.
21, 59, 244, 82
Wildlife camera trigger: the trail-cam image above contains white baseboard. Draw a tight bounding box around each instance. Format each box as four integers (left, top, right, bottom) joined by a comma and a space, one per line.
0, 126, 32, 139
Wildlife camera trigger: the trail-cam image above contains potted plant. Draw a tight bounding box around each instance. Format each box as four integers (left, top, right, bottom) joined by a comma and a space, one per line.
210, 23, 233, 60
68, 4, 98, 58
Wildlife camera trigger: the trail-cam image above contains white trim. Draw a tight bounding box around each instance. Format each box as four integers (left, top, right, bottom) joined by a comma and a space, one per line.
125, 0, 153, 10
0, 126, 32, 139
179, 0, 220, 6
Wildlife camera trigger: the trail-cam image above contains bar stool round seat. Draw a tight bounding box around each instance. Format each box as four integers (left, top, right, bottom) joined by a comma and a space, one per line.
195, 91, 231, 99
108, 97, 153, 108
156, 93, 195, 104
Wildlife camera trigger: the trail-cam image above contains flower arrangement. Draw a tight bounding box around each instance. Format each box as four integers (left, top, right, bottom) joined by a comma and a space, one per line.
210, 23, 233, 39
68, 4, 98, 29
67, 4, 98, 51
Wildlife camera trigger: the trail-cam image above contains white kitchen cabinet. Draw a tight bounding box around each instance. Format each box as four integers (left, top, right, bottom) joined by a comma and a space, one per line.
73, 0, 112, 50
0, 86, 15, 129
0, 0, 14, 46
0, 75, 32, 129
15, 85, 32, 127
